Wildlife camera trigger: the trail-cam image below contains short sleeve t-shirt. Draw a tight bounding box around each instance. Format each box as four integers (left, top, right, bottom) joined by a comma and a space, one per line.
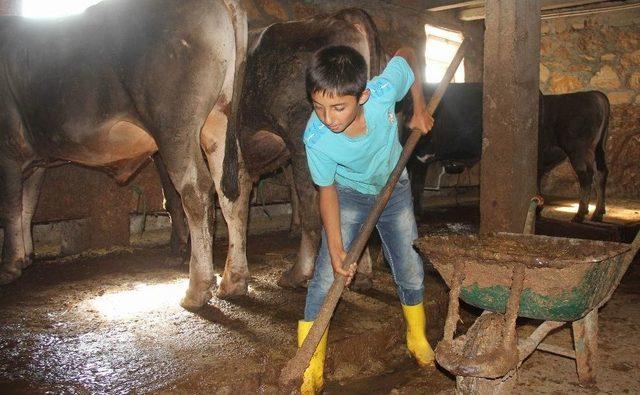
303, 56, 414, 195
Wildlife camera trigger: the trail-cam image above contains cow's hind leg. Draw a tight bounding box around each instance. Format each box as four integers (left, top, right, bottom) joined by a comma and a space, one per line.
591, 143, 608, 222
285, 165, 301, 234
277, 151, 321, 289
0, 161, 26, 284
215, 168, 252, 299
21, 168, 45, 269
155, 140, 216, 310
153, 153, 189, 258
202, 105, 252, 299
568, 154, 595, 223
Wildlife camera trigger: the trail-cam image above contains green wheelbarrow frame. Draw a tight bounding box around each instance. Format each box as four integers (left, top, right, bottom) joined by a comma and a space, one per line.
415, 233, 632, 322
414, 198, 640, 389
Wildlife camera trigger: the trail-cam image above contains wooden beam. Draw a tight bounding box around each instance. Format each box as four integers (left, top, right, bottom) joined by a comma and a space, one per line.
369, 0, 464, 30
542, 1, 640, 19
459, 0, 640, 20
541, 0, 609, 9
480, 0, 540, 234
426, 0, 483, 11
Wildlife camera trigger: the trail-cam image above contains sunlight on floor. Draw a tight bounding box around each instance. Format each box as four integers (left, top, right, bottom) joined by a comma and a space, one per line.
552, 202, 595, 214
87, 279, 188, 320
547, 201, 640, 222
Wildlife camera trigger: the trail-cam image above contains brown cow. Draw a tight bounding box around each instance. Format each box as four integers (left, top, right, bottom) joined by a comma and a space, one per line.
0, 0, 247, 310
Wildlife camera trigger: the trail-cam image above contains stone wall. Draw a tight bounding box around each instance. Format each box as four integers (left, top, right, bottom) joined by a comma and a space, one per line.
538, 10, 640, 199
438, 10, 640, 201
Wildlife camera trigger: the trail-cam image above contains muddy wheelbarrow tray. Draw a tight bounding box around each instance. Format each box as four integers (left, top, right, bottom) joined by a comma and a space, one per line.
414, 232, 631, 322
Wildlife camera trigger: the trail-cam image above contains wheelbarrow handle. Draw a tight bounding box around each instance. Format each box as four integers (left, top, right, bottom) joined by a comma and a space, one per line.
625, 228, 640, 265
523, 196, 544, 235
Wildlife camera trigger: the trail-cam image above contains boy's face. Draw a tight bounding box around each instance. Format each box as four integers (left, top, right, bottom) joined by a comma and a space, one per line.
311, 90, 369, 133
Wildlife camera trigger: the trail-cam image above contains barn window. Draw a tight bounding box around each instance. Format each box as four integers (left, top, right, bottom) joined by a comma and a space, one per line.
22, 0, 103, 19
424, 25, 465, 83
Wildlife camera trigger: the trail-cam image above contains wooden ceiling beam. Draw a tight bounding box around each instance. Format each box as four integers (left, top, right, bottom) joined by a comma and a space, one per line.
425, 0, 484, 12
457, 0, 640, 20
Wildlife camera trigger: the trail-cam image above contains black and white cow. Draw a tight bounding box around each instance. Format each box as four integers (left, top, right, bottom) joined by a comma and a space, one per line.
237, 8, 387, 292
403, 83, 610, 223
0, 0, 248, 310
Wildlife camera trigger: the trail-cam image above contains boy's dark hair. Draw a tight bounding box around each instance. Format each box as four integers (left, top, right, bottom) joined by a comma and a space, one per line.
305, 45, 367, 102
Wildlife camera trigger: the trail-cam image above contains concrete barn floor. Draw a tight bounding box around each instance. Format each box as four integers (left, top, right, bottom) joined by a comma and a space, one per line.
0, 201, 639, 394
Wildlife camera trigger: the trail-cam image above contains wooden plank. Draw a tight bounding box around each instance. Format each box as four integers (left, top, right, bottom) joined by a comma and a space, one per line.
426, 0, 483, 11
536, 217, 621, 242
535, 217, 640, 243
459, 0, 638, 20
479, 0, 540, 234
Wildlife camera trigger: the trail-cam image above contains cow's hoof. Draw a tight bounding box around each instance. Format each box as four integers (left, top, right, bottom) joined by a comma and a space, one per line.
571, 213, 586, 223
216, 277, 249, 299
19, 255, 34, 269
0, 267, 21, 285
277, 268, 308, 289
180, 288, 212, 311
350, 273, 373, 292
591, 211, 604, 222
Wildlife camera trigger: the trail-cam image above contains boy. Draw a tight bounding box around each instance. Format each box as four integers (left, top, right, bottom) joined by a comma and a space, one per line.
298, 45, 435, 394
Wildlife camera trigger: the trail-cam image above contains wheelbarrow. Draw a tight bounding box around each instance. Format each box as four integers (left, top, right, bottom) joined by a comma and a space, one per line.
414, 198, 640, 394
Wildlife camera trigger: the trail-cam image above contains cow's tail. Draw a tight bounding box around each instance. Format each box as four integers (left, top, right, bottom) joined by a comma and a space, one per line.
594, 90, 610, 172
220, 0, 247, 201
358, 10, 387, 77
338, 8, 388, 77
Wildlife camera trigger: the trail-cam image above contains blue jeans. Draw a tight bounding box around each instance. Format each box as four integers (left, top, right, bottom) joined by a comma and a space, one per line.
304, 171, 424, 321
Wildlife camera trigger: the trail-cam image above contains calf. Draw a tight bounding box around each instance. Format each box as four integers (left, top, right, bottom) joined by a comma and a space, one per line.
404, 84, 609, 223
539, 91, 609, 222
235, 8, 388, 292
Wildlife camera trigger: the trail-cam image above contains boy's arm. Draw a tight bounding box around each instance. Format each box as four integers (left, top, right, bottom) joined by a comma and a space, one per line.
394, 47, 434, 135
318, 185, 356, 282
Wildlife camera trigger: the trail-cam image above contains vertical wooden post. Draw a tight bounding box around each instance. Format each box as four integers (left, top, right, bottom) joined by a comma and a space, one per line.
573, 309, 599, 385
480, 0, 541, 233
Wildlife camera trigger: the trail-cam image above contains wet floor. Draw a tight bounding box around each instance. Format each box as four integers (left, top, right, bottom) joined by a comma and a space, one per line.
0, 229, 453, 394
1, 203, 639, 394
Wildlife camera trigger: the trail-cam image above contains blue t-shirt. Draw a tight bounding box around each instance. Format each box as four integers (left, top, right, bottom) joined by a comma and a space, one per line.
303, 56, 414, 195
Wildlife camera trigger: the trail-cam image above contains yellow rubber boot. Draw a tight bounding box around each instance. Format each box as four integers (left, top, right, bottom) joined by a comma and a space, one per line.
401, 302, 436, 368
297, 320, 329, 394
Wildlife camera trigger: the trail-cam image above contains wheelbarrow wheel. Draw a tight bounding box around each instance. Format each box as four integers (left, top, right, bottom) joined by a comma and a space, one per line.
455, 312, 518, 395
